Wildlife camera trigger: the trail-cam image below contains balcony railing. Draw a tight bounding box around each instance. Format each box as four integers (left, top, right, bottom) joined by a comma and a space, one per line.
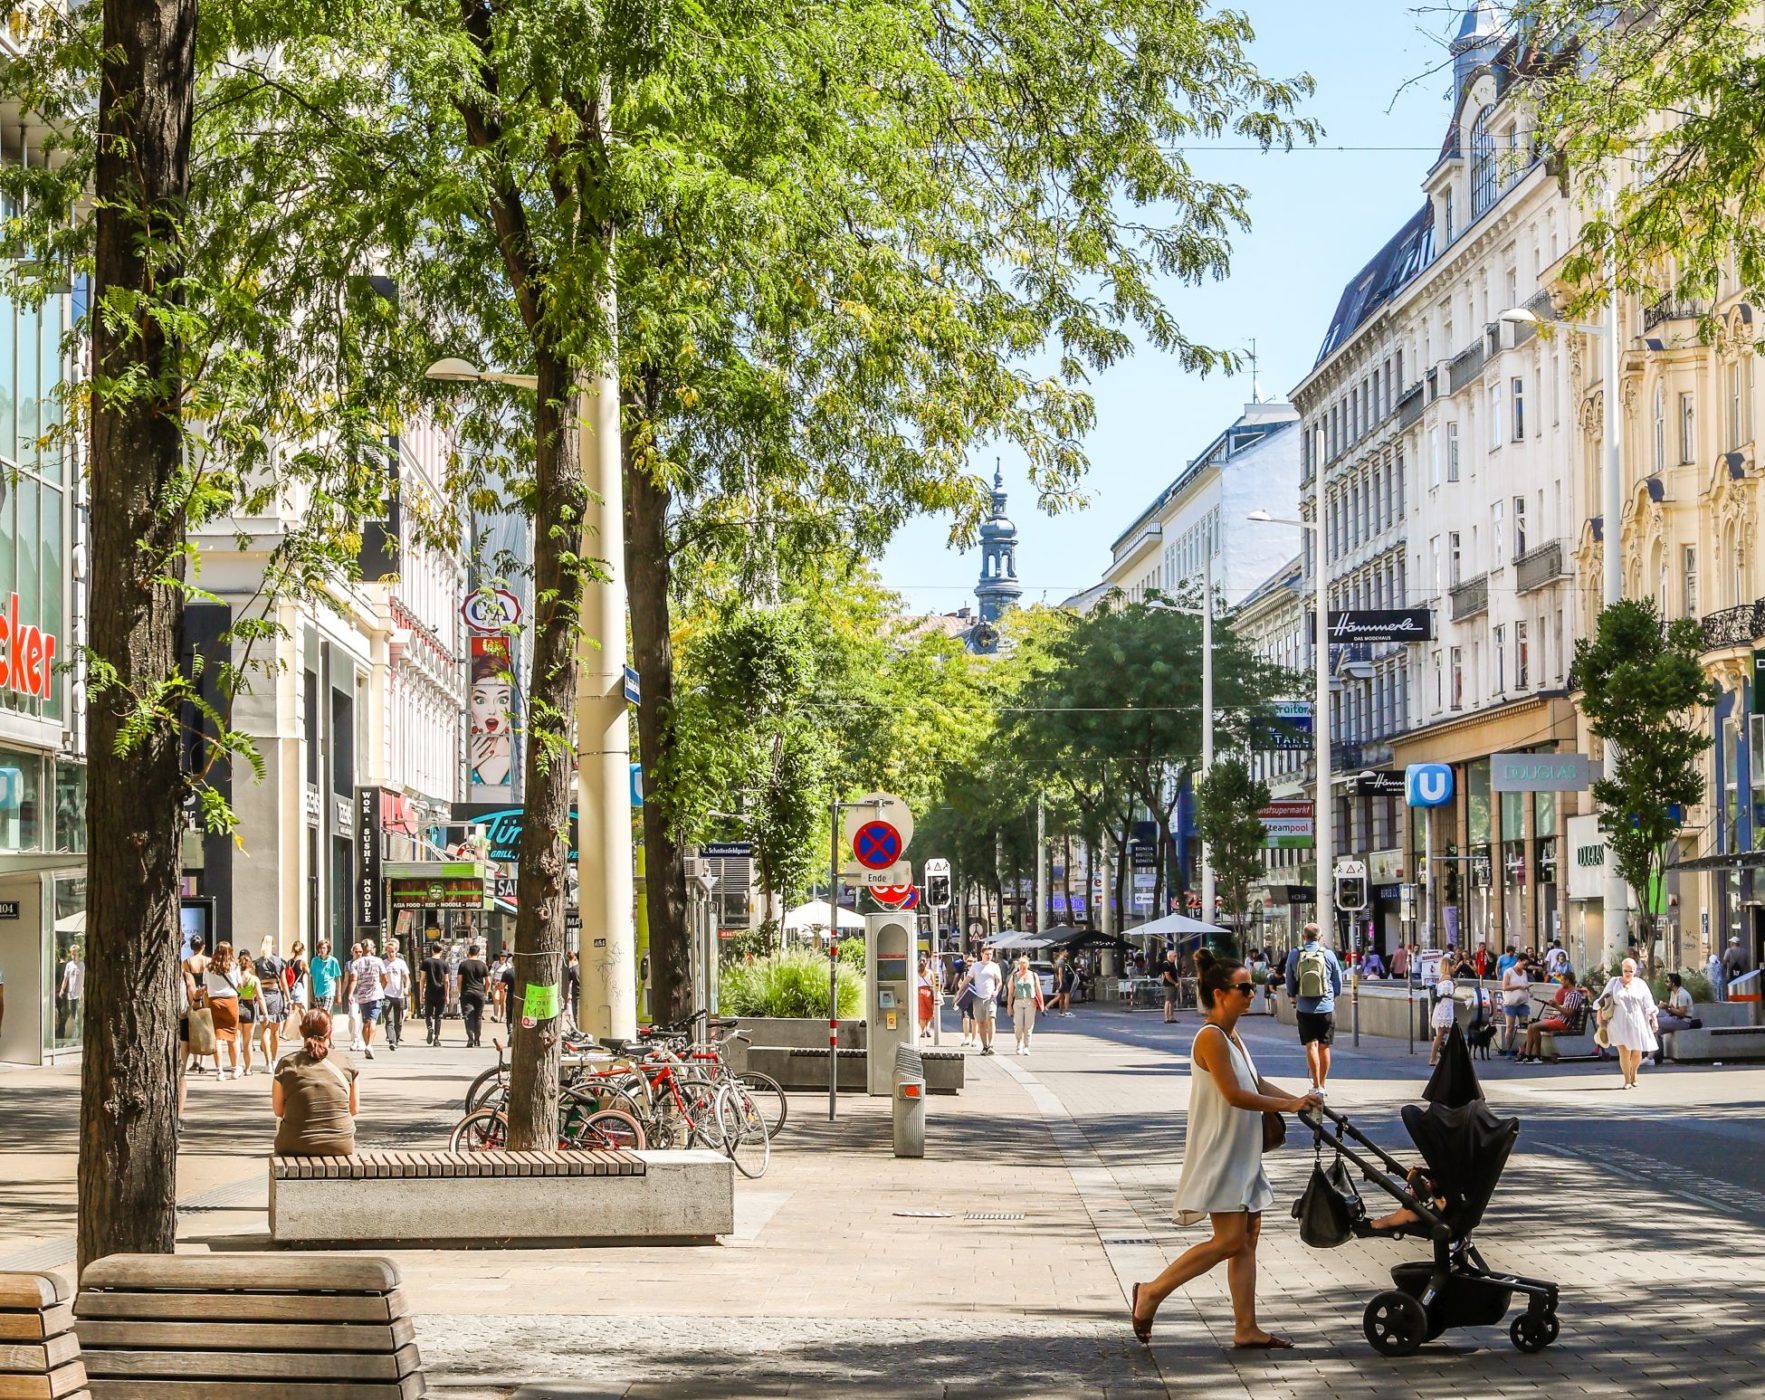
1451, 573, 1490, 620
1643, 298, 1710, 332
1514, 539, 1567, 594
1448, 342, 1486, 395
1397, 382, 1425, 428
1700, 601, 1765, 651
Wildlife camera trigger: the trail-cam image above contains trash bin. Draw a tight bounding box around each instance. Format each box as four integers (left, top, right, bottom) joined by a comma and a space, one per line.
892, 1044, 926, 1158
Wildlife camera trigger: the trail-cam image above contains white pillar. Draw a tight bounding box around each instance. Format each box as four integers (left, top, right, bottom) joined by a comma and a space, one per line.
577, 360, 638, 1040
1200, 549, 1216, 926
1315, 430, 1333, 941
1601, 243, 1629, 963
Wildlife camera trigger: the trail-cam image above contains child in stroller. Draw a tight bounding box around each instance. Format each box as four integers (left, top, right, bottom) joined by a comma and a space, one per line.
1295, 1023, 1562, 1357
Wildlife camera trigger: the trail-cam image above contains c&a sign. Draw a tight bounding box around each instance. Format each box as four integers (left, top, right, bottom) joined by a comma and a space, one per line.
0, 593, 56, 701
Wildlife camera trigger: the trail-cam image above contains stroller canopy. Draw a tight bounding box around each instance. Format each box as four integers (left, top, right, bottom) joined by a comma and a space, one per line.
1400, 1099, 1520, 1241
1422, 1021, 1485, 1109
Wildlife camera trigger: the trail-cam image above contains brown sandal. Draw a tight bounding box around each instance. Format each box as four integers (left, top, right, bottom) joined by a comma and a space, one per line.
1232, 1334, 1296, 1350
1131, 1283, 1153, 1345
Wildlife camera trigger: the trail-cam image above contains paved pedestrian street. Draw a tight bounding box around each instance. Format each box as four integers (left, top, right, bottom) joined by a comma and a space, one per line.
3, 1008, 1763, 1397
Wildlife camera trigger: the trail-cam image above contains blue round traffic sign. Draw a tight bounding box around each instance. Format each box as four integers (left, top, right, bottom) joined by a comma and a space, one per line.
853, 820, 904, 870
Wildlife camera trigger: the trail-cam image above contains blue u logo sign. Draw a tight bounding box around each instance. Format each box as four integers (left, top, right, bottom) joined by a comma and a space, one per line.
1405, 763, 1454, 808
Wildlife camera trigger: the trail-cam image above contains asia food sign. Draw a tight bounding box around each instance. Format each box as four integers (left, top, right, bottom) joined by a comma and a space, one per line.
383, 861, 490, 911
0, 593, 57, 701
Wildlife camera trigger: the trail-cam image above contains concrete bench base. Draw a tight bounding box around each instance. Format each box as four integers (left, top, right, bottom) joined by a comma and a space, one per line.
1536, 1031, 1602, 1062
745, 1045, 964, 1094
1665, 1026, 1765, 1062
269, 1150, 733, 1247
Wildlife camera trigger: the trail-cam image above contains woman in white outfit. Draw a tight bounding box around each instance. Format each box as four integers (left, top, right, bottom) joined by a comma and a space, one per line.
1599, 958, 1659, 1089
1130, 949, 1321, 1349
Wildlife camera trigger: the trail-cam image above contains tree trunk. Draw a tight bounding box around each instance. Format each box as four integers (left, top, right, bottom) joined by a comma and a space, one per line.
79, 0, 197, 1275
622, 385, 692, 1025
504, 344, 585, 1151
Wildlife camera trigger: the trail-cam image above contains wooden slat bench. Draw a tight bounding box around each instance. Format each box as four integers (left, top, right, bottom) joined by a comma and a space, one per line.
0, 1272, 87, 1400
268, 1149, 733, 1247
74, 1254, 420, 1399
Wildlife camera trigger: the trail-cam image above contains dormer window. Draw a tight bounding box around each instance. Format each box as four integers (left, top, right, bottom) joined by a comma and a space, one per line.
1470, 107, 1497, 216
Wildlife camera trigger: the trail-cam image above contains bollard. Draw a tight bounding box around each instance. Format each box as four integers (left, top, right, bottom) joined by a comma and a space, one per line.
892, 1043, 926, 1158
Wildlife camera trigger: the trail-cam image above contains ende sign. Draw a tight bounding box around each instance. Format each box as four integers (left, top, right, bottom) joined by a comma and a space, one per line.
0, 593, 56, 701
1307, 608, 1434, 643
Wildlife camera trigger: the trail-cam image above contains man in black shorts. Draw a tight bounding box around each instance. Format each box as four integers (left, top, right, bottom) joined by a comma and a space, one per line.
1283, 922, 1345, 1097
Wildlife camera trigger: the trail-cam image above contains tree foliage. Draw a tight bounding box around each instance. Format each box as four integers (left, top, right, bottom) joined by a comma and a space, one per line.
1569, 599, 1714, 937
1195, 755, 1271, 955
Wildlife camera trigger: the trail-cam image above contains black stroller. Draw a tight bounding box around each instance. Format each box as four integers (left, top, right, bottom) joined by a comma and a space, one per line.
1295, 1023, 1561, 1357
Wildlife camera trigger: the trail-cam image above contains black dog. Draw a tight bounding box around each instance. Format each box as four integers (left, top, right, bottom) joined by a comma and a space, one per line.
1465, 1017, 1498, 1060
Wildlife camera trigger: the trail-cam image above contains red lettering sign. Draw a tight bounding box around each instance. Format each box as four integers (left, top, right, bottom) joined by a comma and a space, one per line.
0, 594, 56, 702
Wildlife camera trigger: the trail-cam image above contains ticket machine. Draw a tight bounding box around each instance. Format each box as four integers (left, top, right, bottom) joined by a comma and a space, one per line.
865, 912, 919, 1094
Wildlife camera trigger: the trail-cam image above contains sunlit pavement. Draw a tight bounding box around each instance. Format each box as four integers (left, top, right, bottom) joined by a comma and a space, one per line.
5, 1005, 1764, 1396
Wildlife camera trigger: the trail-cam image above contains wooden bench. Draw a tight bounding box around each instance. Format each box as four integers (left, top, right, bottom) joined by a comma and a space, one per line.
269, 1149, 733, 1246
1, 1271, 87, 1400
75, 1254, 422, 1398
1534, 1002, 1602, 1062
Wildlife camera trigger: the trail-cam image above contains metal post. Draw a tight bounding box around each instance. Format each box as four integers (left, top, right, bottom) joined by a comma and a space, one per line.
1350, 907, 1360, 1048
1314, 425, 1333, 971
1201, 549, 1216, 925
1600, 229, 1629, 964
929, 901, 943, 1046
829, 798, 840, 1122
1035, 795, 1048, 933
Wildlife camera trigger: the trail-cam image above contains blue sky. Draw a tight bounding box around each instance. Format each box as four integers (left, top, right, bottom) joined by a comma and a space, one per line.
879, 0, 1468, 614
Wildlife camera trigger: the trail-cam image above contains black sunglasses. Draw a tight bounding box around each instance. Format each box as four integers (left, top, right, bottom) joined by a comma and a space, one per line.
1230, 982, 1255, 996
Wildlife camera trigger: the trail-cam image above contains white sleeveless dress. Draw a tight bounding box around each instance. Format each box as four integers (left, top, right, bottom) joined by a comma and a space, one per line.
1173, 1025, 1275, 1225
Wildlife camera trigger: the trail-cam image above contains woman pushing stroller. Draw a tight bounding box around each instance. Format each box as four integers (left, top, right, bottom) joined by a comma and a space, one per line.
1130, 949, 1322, 1349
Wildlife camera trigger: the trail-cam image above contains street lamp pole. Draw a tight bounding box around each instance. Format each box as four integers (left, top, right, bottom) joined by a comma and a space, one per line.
1201, 548, 1216, 931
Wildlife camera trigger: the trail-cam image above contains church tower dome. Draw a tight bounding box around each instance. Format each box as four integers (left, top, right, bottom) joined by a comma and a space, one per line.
972, 464, 1022, 651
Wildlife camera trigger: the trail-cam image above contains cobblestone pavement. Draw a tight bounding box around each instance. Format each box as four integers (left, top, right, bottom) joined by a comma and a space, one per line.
6, 1006, 1765, 1397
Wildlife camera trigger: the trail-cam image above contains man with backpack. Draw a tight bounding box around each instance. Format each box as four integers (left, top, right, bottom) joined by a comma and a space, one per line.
1283, 922, 1345, 1097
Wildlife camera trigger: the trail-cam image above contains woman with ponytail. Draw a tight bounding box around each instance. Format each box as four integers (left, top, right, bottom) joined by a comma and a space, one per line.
1130, 947, 1321, 1349
271, 1008, 360, 1156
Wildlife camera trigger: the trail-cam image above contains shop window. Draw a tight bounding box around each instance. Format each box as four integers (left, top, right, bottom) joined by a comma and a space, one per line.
0, 747, 42, 851
50, 873, 86, 1052
53, 761, 84, 854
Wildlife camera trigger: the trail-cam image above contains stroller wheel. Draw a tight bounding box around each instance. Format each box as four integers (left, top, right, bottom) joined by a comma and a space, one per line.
1510, 1310, 1559, 1353
1364, 1290, 1428, 1357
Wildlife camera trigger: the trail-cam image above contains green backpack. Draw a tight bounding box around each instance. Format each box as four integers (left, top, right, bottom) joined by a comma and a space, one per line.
1297, 946, 1330, 1000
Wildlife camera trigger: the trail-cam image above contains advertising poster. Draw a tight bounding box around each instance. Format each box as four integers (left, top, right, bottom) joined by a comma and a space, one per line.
469, 635, 516, 801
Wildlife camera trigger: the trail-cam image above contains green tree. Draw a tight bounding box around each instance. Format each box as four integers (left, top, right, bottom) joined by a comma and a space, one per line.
1524, 1, 1765, 324
1569, 599, 1715, 949
1194, 756, 1271, 956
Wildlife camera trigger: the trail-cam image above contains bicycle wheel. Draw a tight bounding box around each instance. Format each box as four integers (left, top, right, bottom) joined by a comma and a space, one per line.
563, 1080, 649, 1124
448, 1107, 509, 1152
464, 1064, 505, 1114
715, 1082, 771, 1179
737, 1070, 788, 1138
682, 1078, 726, 1151
567, 1107, 647, 1152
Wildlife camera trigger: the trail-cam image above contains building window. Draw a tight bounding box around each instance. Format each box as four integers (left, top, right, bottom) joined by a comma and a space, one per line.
1434, 650, 1444, 709
1512, 376, 1525, 441
1446, 421, 1460, 482
1654, 383, 1666, 474
1513, 494, 1526, 558
1488, 382, 1503, 450
1494, 624, 1506, 693
1516, 620, 1529, 689
1443, 188, 1456, 244
1449, 531, 1462, 588
1680, 391, 1696, 464
1684, 545, 1698, 618
1492, 500, 1505, 567
1429, 426, 1440, 488
1730, 361, 1745, 448
1470, 107, 1498, 215
1450, 646, 1464, 710
1554, 609, 1565, 680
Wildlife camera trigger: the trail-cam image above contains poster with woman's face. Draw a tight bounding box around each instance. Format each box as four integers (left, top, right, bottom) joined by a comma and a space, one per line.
469, 636, 515, 798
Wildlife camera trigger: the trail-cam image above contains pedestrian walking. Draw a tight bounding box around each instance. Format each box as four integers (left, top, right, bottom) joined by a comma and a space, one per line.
564, 951, 582, 1032
181, 937, 214, 1077
961, 947, 1003, 1056
1499, 952, 1532, 1058
1010, 955, 1044, 1055
382, 941, 410, 1051
1721, 935, 1749, 998
457, 944, 490, 1047
254, 942, 286, 1069
344, 943, 366, 1050
1598, 958, 1659, 1089
235, 952, 260, 1077
272, 1009, 360, 1157
1130, 948, 1320, 1349
55, 944, 84, 1042
419, 942, 449, 1045
349, 941, 387, 1060
1159, 946, 1182, 1024
1708, 946, 1726, 1002
1282, 923, 1344, 1097
917, 954, 936, 1041
204, 942, 245, 1080
955, 966, 978, 1047
1428, 975, 1458, 1065
308, 940, 341, 1018
1054, 949, 1075, 1017
1388, 943, 1409, 981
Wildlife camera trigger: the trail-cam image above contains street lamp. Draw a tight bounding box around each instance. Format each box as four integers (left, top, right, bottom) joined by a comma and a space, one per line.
425, 355, 637, 1041
1147, 562, 1216, 929
1497, 294, 1629, 953
1247, 505, 1330, 955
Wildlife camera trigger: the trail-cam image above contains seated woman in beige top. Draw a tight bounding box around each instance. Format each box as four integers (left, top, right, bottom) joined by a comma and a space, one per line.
272, 1008, 360, 1156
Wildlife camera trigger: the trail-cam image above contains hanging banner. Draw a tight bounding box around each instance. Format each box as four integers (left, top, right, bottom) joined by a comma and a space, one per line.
355, 785, 385, 928
469, 635, 516, 801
